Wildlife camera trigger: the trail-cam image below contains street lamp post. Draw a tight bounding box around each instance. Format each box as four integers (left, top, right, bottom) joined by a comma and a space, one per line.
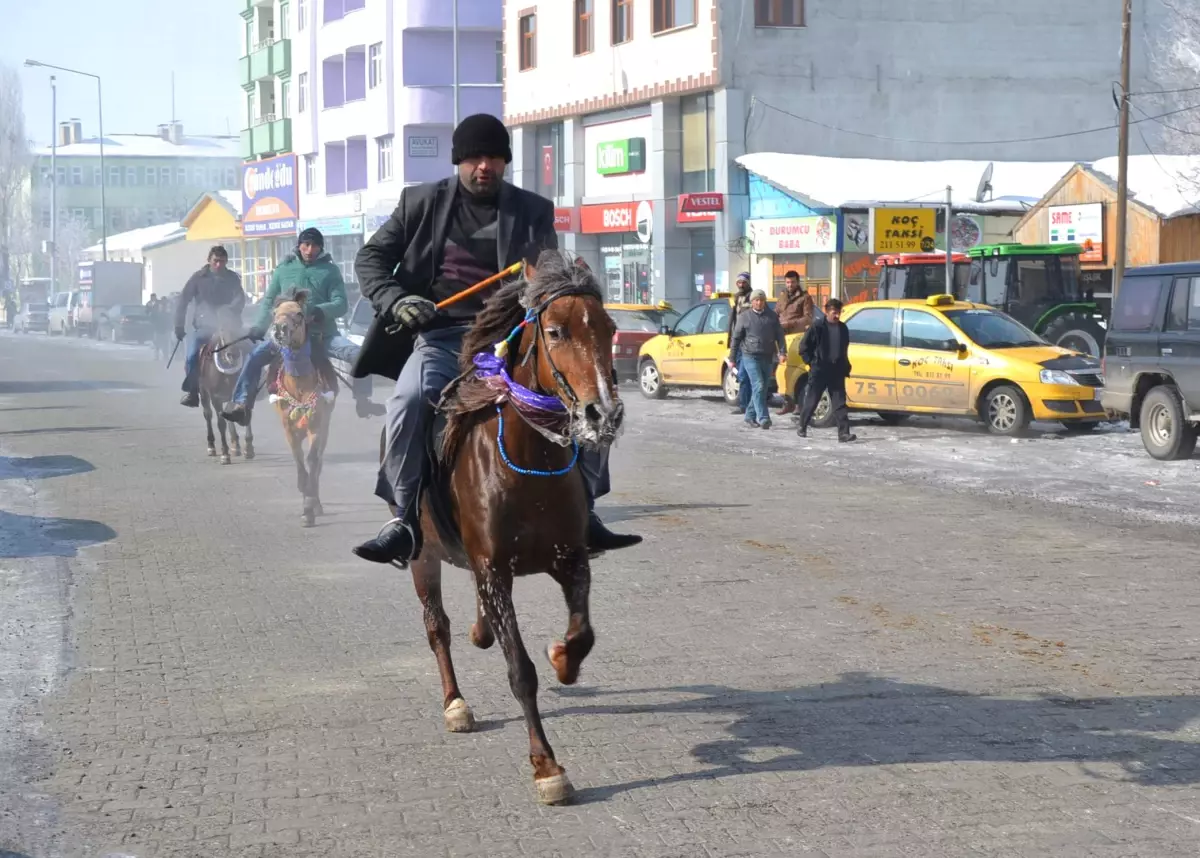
24, 59, 107, 261
50, 76, 57, 297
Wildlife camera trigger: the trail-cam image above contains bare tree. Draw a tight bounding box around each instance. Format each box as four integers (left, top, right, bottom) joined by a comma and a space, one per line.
0, 62, 32, 291
52, 215, 92, 283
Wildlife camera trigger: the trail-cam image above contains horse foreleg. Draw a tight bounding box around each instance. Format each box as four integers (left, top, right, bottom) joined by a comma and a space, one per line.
226, 408, 241, 457
216, 410, 232, 465
411, 551, 474, 733
201, 391, 216, 457
469, 592, 495, 650
243, 410, 255, 460
547, 549, 595, 686
476, 565, 572, 804
305, 421, 330, 516
282, 423, 312, 526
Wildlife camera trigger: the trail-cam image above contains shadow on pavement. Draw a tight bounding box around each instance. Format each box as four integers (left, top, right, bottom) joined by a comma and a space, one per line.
0, 404, 80, 413
0, 380, 146, 394
0, 509, 116, 558
0, 426, 121, 438
1, 851, 37, 858
549, 673, 1200, 802
0, 455, 95, 480
599, 502, 748, 524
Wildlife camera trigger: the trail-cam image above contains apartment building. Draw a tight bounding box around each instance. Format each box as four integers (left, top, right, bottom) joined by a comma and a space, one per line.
503, 1, 1169, 308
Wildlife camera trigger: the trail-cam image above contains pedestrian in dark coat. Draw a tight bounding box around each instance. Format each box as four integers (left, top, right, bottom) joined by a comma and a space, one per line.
797, 298, 856, 442
726, 272, 754, 415
728, 289, 787, 429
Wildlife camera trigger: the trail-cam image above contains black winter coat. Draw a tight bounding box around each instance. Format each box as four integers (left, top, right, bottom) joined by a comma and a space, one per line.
798, 316, 852, 376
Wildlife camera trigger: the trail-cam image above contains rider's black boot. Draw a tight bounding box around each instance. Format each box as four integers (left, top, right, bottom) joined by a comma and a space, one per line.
353, 518, 416, 565
222, 402, 251, 426
355, 397, 387, 418
180, 392, 199, 408
587, 512, 642, 554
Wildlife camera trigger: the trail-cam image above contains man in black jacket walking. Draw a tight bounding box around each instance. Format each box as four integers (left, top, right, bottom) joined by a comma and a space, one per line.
349, 114, 640, 566
796, 298, 857, 442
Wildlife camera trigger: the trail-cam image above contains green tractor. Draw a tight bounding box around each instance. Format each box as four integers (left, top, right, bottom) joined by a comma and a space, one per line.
963, 243, 1107, 357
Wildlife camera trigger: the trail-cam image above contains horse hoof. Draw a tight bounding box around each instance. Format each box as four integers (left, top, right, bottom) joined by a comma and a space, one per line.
301, 514, 315, 528
244, 449, 255, 461
534, 772, 574, 805
443, 698, 476, 733
220, 455, 231, 465
231, 448, 242, 458
546, 641, 578, 685
312, 502, 324, 516
206, 448, 217, 457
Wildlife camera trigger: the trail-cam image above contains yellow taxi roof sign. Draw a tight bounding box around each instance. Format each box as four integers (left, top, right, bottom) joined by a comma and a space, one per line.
926, 294, 955, 307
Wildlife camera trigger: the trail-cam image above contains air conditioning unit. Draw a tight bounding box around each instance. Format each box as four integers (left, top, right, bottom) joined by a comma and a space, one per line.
261, 113, 278, 124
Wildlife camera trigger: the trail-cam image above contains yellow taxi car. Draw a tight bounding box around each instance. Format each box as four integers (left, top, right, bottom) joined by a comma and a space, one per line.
782, 295, 1106, 435
638, 293, 799, 404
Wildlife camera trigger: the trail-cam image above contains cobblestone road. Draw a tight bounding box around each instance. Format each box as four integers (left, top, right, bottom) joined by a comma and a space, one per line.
2, 331, 1200, 857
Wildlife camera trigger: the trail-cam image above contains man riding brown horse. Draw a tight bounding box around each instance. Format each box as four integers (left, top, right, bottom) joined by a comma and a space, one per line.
350, 113, 640, 565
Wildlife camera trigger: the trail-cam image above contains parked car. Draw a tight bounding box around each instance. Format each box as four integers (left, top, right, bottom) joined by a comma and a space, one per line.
97, 304, 154, 343
608, 302, 679, 383
48, 290, 88, 336
791, 294, 1106, 435
1101, 262, 1200, 459
13, 302, 50, 334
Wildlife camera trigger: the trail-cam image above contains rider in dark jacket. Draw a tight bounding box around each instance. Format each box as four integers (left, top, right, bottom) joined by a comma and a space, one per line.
176, 246, 245, 407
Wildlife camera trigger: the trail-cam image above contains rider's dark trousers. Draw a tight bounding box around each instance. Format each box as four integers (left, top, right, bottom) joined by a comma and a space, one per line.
376, 325, 610, 518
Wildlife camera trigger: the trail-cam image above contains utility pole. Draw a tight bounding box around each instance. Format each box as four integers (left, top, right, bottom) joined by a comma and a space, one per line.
1113, 0, 1132, 301
452, 0, 460, 126
50, 75, 57, 297
97, 75, 107, 260
945, 186, 954, 295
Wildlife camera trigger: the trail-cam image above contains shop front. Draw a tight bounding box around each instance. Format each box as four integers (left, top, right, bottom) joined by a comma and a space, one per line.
580, 201, 654, 305
296, 215, 364, 286
746, 214, 838, 307
677, 193, 723, 299
241, 154, 301, 298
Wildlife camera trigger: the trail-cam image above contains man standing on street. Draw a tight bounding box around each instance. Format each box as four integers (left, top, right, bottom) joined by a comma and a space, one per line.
347, 113, 640, 566
796, 298, 856, 443
221, 227, 385, 425
176, 246, 245, 407
727, 272, 754, 415
774, 270, 815, 416
728, 288, 787, 429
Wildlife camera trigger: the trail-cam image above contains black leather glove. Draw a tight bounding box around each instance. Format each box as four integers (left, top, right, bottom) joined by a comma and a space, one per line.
306, 306, 325, 325
248, 326, 266, 342
389, 295, 438, 329
174, 326, 186, 341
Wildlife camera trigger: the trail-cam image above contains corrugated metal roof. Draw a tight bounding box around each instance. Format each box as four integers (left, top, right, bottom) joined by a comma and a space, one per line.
34, 134, 241, 160
84, 221, 187, 254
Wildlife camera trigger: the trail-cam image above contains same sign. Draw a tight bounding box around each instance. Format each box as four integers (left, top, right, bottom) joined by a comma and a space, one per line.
1048, 203, 1104, 263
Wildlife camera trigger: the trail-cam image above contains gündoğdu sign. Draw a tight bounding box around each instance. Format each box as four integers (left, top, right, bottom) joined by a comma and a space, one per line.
242, 154, 299, 236
1048, 203, 1104, 263
747, 216, 836, 254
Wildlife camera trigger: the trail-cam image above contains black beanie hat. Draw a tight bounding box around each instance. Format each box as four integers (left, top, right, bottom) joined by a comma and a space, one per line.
298, 227, 324, 247
452, 113, 512, 165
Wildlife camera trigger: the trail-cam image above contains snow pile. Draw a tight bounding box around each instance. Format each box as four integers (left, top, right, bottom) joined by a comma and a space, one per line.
1089, 155, 1200, 218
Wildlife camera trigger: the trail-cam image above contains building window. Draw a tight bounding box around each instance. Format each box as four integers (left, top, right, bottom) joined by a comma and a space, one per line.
519, 13, 536, 71
194, 168, 206, 185
279, 1, 290, 36
653, 0, 694, 32
495, 39, 503, 82
93, 208, 103, 228
72, 207, 86, 221
304, 154, 317, 193
298, 0, 306, 29
612, 0, 633, 43
71, 166, 82, 185
281, 80, 291, 118
680, 91, 715, 193
56, 166, 65, 186
755, 0, 804, 27
109, 166, 121, 186
574, 0, 593, 55
145, 208, 158, 226
225, 168, 237, 187
110, 210, 122, 230
126, 167, 138, 186
298, 72, 308, 113
92, 166, 102, 185
160, 167, 172, 185
377, 135, 393, 181
145, 167, 157, 186
177, 167, 187, 185
41, 210, 51, 229
368, 42, 383, 89
534, 121, 565, 199
210, 168, 222, 186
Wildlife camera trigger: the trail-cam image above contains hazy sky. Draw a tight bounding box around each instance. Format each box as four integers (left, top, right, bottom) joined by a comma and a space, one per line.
2, 0, 242, 145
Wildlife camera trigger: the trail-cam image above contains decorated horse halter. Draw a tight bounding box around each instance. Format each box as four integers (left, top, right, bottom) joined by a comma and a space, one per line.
471, 285, 599, 477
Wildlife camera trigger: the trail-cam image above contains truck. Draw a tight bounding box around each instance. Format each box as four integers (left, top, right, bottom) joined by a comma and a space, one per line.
73, 261, 144, 338
872, 244, 1108, 356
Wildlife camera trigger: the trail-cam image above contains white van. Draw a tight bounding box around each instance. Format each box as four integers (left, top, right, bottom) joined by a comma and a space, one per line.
48, 291, 89, 336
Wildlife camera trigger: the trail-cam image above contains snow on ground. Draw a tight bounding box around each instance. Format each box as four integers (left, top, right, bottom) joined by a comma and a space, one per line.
622, 388, 1200, 527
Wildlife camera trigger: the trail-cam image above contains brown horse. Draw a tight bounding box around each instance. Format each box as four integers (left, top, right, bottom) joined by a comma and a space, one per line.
268, 291, 337, 527
199, 314, 254, 465
396, 251, 622, 805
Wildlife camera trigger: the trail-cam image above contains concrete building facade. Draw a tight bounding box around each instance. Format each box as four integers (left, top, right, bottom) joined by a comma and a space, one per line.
503, 0, 1171, 309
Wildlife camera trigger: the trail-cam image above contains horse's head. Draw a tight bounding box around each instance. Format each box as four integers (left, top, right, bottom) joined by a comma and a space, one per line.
272, 290, 309, 349
517, 251, 622, 447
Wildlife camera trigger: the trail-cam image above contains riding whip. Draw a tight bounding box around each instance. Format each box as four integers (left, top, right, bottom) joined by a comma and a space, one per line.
213, 333, 253, 354
384, 261, 524, 335
165, 338, 182, 369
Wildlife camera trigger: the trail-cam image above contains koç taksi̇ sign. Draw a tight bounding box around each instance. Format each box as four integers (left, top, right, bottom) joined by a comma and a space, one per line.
242, 154, 299, 237
869, 208, 937, 254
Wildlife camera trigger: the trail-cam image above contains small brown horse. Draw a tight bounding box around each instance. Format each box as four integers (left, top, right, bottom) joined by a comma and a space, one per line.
268, 292, 336, 527
199, 315, 254, 465
399, 251, 622, 805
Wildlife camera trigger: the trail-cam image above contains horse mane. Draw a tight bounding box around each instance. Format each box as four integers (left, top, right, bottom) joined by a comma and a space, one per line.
440, 251, 604, 463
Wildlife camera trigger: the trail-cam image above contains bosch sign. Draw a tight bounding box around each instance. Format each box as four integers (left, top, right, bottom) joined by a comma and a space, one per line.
580, 201, 653, 235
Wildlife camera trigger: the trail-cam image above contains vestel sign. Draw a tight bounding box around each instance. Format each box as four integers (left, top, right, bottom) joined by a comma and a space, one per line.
596, 138, 646, 176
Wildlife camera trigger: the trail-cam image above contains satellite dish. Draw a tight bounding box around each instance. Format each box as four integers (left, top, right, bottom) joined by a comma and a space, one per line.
975, 162, 994, 203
